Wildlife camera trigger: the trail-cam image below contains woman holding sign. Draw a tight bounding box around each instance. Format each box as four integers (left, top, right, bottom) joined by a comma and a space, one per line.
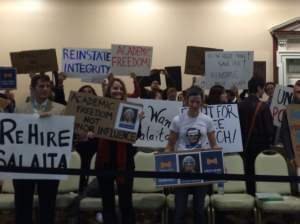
166, 86, 218, 224
95, 78, 140, 224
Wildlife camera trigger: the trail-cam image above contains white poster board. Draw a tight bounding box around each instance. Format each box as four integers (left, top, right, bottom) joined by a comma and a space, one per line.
201, 51, 254, 89
62, 48, 111, 82
270, 85, 293, 127
0, 113, 74, 180
128, 98, 182, 148
111, 44, 153, 76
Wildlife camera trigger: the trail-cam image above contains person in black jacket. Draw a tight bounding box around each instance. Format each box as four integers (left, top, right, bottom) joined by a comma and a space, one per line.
238, 77, 274, 195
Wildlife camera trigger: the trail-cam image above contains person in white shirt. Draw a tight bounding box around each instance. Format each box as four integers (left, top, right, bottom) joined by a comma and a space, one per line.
165, 86, 218, 224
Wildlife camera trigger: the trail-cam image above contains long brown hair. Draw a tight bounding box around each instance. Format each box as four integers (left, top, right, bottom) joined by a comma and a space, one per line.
104, 78, 127, 100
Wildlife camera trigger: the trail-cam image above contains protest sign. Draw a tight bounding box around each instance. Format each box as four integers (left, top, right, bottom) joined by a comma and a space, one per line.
0, 67, 16, 89
155, 149, 224, 187
185, 46, 223, 75
65, 91, 142, 143
10, 49, 58, 74
164, 66, 182, 91
202, 51, 254, 89
127, 99, 182, 148
111, 44, 153, 76
254, 61, 266, 82
287, 104, 300, 167
270, 85, 293, 127
62, 48, 111, 82
0, 113, 74, 180
203, 104, 243, 153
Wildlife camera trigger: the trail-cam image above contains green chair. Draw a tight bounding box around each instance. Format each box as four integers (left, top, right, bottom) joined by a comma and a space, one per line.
210, 153, 256, 224
56, 151, 81, 209
255, 150, 300, 224
133, 151, 166, 224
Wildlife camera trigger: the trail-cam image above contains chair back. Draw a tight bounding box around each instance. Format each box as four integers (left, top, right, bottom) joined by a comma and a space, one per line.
255, 151, 291, 194
213, 153, 246, 193
133, 151, 159, 193
58, 151, 81, 193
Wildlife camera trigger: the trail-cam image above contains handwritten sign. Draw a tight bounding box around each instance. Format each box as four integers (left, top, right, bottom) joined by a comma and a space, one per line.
201, 51, 254, 89
127, 99, 182, 148
184, 46, 223, 75
10, 49, 58, 74
65, 91, 142, 143
202, 104, 243, 153
287, 104, 300, 167
270, 85, 293, 127
155, 149, 224, 187
62, 48, 111, 82
0, 113, 74, 180
111, 44, 153, 76
0, 67, 16, 89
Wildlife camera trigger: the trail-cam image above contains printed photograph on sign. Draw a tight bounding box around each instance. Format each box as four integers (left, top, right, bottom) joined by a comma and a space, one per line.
155, 154, 178, 186
115, 103, 142, 133
178, 153, 202, 184
200, 150, 224, 183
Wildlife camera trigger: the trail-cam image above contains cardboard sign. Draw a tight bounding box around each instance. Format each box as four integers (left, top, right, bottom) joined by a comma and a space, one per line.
62, 48, 111, 82
155, 149, 224, 187
165, 66, 182, 91
128, 99, 182, 148
270, 85, 293, 127
0, 113, 74, 180
287, 105, 300, 167
10, 49, 58, 74
137, 69, 161, 87
254, 61, 266, 82
184, 46, 223, 75
111, 44, 153, 76
0, 67, 16, 89
65, 91, 142, 143
202, 51, 254, 89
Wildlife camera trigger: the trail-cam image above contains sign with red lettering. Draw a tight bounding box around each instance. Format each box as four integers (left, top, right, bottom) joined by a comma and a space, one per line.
270, 85, 293, 127
111, 44, 153, 76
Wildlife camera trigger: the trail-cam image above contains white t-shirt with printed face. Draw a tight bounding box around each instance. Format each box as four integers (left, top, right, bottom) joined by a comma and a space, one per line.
170, 109, 215, 151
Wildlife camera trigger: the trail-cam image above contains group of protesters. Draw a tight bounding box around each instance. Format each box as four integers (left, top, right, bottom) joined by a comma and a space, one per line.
0, 69, 298, 224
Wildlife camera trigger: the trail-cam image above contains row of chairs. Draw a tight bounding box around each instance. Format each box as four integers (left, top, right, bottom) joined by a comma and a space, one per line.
0, 150, 300, 224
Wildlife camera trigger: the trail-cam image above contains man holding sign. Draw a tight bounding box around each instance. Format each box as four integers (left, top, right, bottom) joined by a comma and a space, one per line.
165, 87, 218, 224
13, 74, 66, 224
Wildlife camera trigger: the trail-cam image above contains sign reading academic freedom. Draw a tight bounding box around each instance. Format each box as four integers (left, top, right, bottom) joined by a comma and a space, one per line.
0, 113, 74, 180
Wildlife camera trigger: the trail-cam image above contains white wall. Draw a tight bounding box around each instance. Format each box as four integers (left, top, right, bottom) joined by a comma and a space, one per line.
0, 0, 300, 101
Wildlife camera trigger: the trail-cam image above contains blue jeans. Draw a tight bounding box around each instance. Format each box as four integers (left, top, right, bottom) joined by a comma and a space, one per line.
174, 186, 208, 224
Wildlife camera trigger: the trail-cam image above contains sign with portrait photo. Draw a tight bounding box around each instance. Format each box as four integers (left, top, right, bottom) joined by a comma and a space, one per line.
0, 67, 17, 89
115, 103, 143, 133
155, 149, 224, 187
65, 91, 142, 143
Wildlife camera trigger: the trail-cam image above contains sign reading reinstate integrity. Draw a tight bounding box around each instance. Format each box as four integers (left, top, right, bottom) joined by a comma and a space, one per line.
62, 48, 111, 83
0, 113, 74, 180
65, 91, 142, 143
